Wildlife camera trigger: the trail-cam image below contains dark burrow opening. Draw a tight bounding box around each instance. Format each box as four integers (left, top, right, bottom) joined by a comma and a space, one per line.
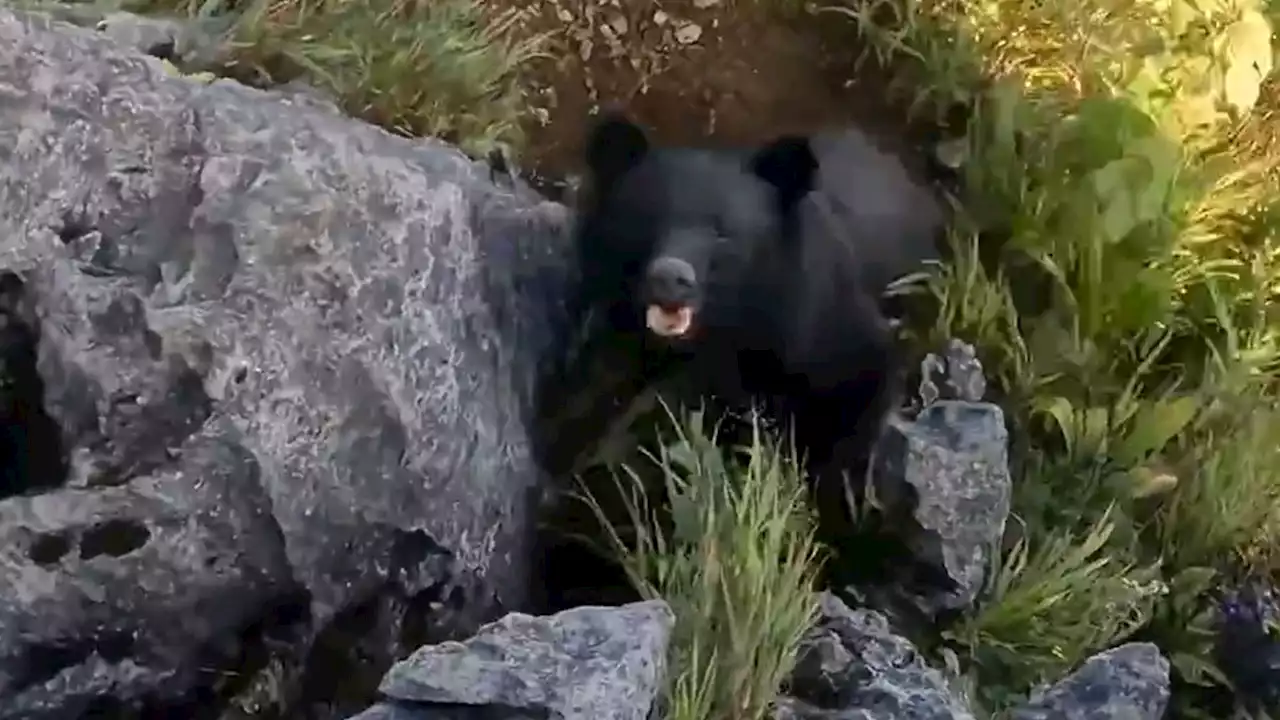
0, 270, 69, 501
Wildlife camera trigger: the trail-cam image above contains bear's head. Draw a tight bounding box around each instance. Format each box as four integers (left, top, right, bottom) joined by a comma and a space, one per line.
583, 113, 819, 344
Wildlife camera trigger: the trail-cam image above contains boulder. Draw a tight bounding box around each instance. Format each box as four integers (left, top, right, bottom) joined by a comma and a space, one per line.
0, 8, 573, 718
772, 592, 975, 720
1009, 643, 1171, 720
353, 600, 673, 720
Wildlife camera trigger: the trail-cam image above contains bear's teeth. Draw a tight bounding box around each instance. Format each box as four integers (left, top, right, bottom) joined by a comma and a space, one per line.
646, 305, 693, 337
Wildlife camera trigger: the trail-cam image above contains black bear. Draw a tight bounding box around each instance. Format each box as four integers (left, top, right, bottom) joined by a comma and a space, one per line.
571, 112, 901, 521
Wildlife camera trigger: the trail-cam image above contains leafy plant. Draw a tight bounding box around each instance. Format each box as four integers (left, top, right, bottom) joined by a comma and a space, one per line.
1147, 566, 1227, 691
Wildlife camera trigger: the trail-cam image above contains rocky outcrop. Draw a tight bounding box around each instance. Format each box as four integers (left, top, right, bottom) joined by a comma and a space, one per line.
0, 8, 573, 718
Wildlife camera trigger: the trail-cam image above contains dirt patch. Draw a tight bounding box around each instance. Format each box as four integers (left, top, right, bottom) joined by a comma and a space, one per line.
496, 0, 929, 181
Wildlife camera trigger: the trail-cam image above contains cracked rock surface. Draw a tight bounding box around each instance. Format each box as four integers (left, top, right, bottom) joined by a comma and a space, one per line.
353, 600, 673, 720
772, 593, 975, 720
0, 8, 573, 718
1010, 643, 1171, 720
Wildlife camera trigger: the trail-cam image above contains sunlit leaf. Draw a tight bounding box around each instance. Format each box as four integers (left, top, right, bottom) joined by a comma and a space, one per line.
1218, 10, 1273, 114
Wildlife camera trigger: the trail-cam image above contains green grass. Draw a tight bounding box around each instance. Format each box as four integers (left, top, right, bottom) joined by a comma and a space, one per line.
577, 406, 823, 720
944, 505, 1166, 713
824, 0, 1280, 713
122, 0, 546, 156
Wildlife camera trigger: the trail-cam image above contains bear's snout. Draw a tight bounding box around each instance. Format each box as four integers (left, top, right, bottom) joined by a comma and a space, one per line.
643, 256, 701, 310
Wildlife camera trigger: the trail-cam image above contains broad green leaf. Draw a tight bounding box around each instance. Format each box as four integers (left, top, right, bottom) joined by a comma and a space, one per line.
1112, 265, 1176, 332
1032, 395, 1078, 454
1114, 395, 1201, 464
1068, 97, 1157, 171
1097, 173, 1142, 244
1169, 0, 1201, 35
1129, 135, 1183, 217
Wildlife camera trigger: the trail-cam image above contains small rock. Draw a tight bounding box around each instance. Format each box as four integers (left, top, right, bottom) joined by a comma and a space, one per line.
1010, 643, 1171, 720
92, 11, 227, 67
367, 601, 674, 720
653, 10, 670, 25
674, 22, 703, 45
871, 401, 1011, 614
774, 593, 975, 719
918, 339, 986, 407
607, 14, 628, 36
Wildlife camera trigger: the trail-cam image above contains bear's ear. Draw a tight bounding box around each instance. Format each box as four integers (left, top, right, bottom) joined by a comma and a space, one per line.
747, 135, 818, 216
585, 112, 650, 190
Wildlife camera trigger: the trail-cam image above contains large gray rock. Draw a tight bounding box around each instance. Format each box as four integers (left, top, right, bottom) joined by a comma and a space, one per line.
1010, 643, 1171, 720
773, 593, 974, 720
353, 600, 673, 720
0, 8, 572, 719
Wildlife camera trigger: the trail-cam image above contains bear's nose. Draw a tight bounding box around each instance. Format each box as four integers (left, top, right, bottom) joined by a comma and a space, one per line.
645, 257, 698, 306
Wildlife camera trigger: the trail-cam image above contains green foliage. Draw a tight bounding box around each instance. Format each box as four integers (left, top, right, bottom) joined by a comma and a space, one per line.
948, 507, 1165, 709
1156, 398, 1280, 571
837, 0, 1280, 710
124, 0, 545, 156
577, 406, 824, 720
1146, 565, 1228, 691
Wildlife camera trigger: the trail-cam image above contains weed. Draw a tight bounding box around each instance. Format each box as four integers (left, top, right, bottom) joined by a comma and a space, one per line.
948, 506, 1165, 712
577, 405, 823, 720
1157, 399, 1280, 573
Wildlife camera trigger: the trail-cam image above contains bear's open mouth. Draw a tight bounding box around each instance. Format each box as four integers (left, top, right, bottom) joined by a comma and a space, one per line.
645, 304, 694, 338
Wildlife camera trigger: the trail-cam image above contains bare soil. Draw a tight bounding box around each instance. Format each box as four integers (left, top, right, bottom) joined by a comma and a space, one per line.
495, 0, 928, 180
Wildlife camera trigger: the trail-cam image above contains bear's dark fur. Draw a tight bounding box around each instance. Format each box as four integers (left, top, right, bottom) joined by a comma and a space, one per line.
570, 113, 902, 525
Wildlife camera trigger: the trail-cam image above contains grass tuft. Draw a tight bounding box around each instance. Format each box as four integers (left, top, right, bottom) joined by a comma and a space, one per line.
577, 404, 824, 720
947, 505, 1165, 711
123, 0, 546, 156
